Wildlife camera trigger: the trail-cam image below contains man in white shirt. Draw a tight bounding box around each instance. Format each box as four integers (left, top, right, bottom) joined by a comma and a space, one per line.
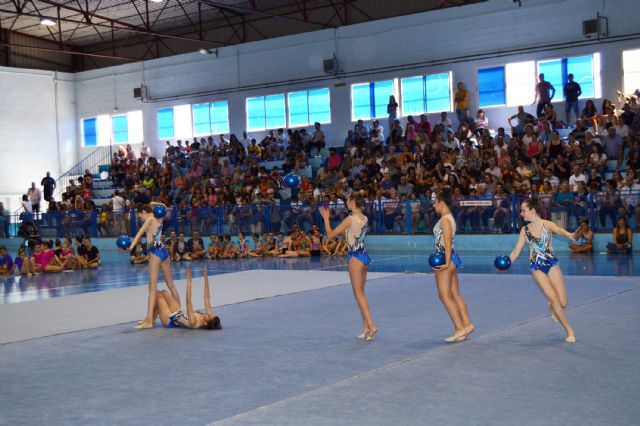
111, 190, 127, 235
620, 174, 640, 224
568, 165, 587, 192
371, 120, 385, 141
543, 168, 560, 188
240, 131, 251, 150
27, 182, 42, 216
484, 159, 501, 180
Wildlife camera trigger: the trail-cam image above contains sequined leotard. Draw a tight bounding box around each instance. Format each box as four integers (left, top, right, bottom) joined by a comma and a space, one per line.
346, 215, 371, 266
147, 219, 169, 261
524, 224, 558, 274
433, 214, 462, 269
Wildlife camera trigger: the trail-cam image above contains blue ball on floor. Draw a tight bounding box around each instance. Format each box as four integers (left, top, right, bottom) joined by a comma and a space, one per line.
153, 205, 167, 218
283, 173, 301, 188
428, 252, 446, 268
116, 235, 132, 250
494, 254, 512, 271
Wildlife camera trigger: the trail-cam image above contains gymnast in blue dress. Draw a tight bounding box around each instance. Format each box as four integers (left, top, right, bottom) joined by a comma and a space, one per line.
129, 203, 180, 329
319, 192, 377, 341
432, 188, 474, 343
507, 198, 576, 343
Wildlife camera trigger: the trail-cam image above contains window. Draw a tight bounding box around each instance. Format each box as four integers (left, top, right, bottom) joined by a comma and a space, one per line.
192, 101, 229, 136
112, 115, 128, 144
505, 61, 535, 106
537, 55, 596, 100
173, 104, 193, 139
210, 101, 229, 134
478, 67, 506, 107
351, 80, 395, 121
82, 112, 142, 147
157, 108, 174, 139
82, 118, 97, 147
246, 94, 285, 131
623, 49, 640, 95
287, 88, 331, 127
400, 73, 452, 114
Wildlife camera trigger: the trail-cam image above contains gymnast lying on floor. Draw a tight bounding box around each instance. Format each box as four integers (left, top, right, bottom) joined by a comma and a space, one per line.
153, 265, 222, 330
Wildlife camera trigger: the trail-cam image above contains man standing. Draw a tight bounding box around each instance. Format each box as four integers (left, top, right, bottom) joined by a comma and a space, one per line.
111, 190, 126, 235
534, 73, 555, 117
27, 182, 42, 218
563, 73, 582, 124
41, 172, 56, 203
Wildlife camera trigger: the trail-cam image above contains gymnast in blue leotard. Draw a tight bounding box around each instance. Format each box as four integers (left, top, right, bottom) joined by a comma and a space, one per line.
128, 203, 180, 329
320, 192, 377, 341
507, 198, 576, 343
431, 188, 474, 343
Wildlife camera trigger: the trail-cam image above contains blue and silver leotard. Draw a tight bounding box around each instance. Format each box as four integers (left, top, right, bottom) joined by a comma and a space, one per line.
433, 214, 462, 269
148, 220, 169, 261
524, 224, 558, 274
346, 215, 371, 266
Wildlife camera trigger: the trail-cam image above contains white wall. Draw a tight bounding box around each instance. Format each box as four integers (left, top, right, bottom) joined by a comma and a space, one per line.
3, 0, 640, 204
0, 67, 76, 211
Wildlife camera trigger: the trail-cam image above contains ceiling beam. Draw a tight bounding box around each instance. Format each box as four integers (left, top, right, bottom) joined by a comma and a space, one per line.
0, 40, 138, 61
194, 0, 336, 29
32, 0, 232, 45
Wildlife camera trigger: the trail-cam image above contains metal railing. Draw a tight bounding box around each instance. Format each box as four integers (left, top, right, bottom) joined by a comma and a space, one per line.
2, 192, 639, 240
55, 145, 113, 201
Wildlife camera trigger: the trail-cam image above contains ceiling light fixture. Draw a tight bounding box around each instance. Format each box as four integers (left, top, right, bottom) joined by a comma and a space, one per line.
40, 17, 56, 26
199, 48, 219, 57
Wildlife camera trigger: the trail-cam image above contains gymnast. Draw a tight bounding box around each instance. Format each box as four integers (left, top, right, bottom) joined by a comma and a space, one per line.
320, 192, 377, 341
154, 266, 222, 330
432, 188, 474, 343
128, 203, 180, 329
507, 198, 576, 343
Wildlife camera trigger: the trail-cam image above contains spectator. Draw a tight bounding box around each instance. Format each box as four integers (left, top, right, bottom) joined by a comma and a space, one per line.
569, 220, 593, 253
563, 73, 582, 124
41, 172, 56, 203
607, 216, 632, 254
111, 190, 127, 235
602, 126, 625, 162
581, 99, 598, 132
387, 95, 398, 130
619, 174, 640, 227
534, 73, 556, 117
27, 182, 42, 217
78, 237, 100, 269
454, 82, 469, 124
0, 202, 9, 238
568, 165, 587, 192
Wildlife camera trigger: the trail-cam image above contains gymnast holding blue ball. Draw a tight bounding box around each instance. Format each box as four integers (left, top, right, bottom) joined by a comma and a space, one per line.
505, 198, 576, 343
127, 202, 180, 329
430, 188, 474, 343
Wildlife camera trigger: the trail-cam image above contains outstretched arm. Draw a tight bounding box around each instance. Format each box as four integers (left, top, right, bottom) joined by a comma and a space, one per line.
185, 269, 197, 327
546, 220, 575, 240
203, 265, 213, 315
128, 216, 152, 252
509, 228, 527, 263
319, 207, 351, 240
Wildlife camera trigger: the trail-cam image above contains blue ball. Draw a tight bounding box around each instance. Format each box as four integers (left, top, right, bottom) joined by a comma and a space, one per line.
428, 252, 446, 268
116, 235, 132, 250
153, 205, 167, 218
284, 173, 301, 189
494, 254, 512, 271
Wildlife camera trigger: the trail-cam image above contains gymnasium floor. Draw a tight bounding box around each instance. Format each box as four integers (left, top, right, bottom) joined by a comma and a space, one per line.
0, 252, 639, 425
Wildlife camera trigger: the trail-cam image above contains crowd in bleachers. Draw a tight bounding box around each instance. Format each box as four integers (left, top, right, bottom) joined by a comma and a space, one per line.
13, 82, 640, 246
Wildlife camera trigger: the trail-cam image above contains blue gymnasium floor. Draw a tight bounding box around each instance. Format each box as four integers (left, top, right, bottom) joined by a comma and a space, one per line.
0, 270, 639, 425
0, 249, 638, 304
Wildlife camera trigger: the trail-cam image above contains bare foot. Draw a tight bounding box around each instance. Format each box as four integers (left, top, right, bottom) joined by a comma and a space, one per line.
134, 321, 154, 329
445, 329, 467, 343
